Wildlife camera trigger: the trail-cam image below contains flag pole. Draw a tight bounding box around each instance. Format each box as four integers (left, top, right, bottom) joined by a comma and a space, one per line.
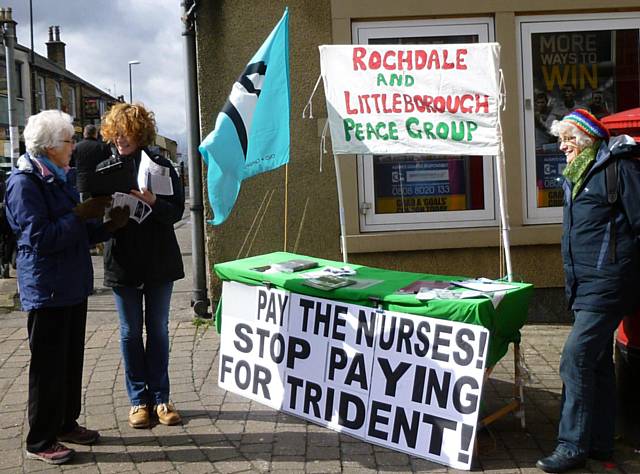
495, 69, 513, 282
333, 154, 348, 263
284, 164, 289, 251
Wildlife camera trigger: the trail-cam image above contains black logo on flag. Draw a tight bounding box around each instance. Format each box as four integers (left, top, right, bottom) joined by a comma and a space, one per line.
222, 61, 267, 159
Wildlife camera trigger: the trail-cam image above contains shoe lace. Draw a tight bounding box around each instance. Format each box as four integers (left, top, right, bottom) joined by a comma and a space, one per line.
130, 404, 146, 414
157, 402, 174, 414
51, 442, 68, 453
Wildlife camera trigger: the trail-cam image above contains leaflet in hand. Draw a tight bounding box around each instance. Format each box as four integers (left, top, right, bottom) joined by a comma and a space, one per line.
137, 150, 174, 196
106, 192, 152, 224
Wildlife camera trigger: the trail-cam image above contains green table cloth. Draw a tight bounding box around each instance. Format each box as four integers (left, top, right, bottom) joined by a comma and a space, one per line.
214, 252, 533, 368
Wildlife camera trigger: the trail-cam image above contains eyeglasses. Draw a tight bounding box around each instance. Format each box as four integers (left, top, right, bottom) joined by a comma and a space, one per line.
558, 136, 577, 145
62, 139, 76, 144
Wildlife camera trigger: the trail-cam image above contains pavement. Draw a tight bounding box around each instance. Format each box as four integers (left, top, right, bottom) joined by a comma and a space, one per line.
1, 213, 639, 473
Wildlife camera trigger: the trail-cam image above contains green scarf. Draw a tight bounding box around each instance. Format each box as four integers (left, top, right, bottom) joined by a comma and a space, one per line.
562, 142, 599, 199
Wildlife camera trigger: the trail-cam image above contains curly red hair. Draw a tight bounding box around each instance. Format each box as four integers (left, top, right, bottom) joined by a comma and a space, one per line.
101, 103, 157, 148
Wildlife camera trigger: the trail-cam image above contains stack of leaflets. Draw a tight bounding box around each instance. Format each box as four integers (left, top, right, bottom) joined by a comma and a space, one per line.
396, 280, 453, 294
137, 150, 174, 195
270, 259, 319, 273
303, 274, 356, 291
106, 192, 152, 224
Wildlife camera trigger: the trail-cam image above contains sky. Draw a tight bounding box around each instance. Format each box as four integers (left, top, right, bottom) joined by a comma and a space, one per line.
4, 0, 187, 156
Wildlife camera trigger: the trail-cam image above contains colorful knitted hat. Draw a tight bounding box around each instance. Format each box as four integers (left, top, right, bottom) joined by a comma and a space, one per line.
562, 108, 609, 141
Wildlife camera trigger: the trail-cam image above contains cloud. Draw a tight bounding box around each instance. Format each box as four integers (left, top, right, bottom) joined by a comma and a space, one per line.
3, 0, 187, 154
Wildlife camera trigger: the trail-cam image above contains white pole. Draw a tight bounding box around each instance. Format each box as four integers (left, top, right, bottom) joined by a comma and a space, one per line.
333, 154, 348, 263
494, 143, 513, 282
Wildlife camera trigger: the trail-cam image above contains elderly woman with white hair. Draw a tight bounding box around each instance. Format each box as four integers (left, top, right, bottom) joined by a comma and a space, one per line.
536, 109, 640, 473
4, 110, 129, 465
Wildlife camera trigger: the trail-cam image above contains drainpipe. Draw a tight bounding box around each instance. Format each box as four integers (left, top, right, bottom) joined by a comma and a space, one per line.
181, 0, 211, 318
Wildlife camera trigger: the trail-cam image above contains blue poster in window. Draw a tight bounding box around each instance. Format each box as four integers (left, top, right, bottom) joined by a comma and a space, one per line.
373, 157, 467, 213
535, 151, 566, 207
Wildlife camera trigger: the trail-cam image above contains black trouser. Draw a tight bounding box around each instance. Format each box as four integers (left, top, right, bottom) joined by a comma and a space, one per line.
26, 301, 88, 452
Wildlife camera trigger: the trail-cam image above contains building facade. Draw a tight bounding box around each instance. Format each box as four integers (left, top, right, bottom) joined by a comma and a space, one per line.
195, 1, 640, 316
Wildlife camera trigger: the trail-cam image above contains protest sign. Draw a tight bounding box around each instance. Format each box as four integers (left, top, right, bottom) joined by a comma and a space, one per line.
218, 281, 489, 470
319, 43, 501, 156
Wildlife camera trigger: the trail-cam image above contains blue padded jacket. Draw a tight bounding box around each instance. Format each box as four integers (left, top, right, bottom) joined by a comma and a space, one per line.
5, 154, 109, 310
562, 135, 640, 314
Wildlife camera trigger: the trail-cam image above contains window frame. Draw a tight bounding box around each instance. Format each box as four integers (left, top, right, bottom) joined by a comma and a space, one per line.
517, 11, 640, 224
37, 76, 46, 111
54, 81, 63, 110
69, 86, 77, 118
351, 17, 499, 232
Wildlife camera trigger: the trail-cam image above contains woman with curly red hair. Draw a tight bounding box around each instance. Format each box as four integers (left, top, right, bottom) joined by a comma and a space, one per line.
101, 103, 184, 429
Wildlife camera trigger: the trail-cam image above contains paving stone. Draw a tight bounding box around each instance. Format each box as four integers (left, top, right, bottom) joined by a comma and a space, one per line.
305, 459, 342, 473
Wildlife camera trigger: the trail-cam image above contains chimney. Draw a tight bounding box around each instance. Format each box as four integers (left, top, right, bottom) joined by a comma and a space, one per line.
46, 25, 66, 68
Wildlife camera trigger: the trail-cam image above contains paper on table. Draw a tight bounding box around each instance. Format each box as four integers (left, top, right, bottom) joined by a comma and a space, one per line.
105, 192, 152, 224
416, 288, 507, 309
137, 150, 174, 195
416, 289, 485, 301
452, 278, 518, 292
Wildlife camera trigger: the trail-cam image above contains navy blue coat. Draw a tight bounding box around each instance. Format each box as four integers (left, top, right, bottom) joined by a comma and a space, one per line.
562, 135, 640, 314
5, 154, 110, 310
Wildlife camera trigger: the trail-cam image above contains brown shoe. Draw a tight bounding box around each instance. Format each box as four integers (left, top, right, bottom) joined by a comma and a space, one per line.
128, 405, 150, 428
156, 402, 181, 425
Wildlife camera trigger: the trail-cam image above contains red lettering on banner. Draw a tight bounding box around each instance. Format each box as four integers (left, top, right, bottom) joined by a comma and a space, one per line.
353, 47, 366, 70
442, 49, 455, 69
369, 51, 381, 69
415, 50, 427, 69
423, 95, 434, 113
446, 96, 460, 113
461, 95, 474, 113
383, 51, 395, 70
398, 50, 412, 70
344, 91, 358, 115
427, 50, 440, 69
344, 93, 488, 114
381, 94, 393, 114
403, 94, 415, 113
475, 94, 489, 113
370, 94, 381, 114
392, 94, 402, 113
350, 47, 474, 71
457, 49, 468, 70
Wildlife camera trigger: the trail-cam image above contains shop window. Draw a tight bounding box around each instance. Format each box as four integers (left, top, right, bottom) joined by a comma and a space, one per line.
352, 18, 497, 232
519, 13, 640, 223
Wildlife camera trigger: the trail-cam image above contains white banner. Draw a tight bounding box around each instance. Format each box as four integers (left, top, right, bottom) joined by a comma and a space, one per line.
218, 281, 489, 470
319, 43, 501, 156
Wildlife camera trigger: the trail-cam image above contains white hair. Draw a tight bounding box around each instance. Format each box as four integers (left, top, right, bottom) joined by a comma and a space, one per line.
23, 110, 74, 156
549, 120, 594, 149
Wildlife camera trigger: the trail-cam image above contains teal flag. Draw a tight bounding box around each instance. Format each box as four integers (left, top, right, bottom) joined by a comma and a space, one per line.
199, 9, 290, 225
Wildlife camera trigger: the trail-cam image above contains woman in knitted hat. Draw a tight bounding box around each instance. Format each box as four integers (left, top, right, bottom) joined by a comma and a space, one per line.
536, 109, 640, 473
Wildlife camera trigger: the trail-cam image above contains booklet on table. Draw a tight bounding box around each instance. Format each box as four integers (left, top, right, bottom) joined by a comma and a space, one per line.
303, 275, 356, 291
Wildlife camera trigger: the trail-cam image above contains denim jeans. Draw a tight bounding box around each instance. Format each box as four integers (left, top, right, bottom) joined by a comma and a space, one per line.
557, 309, 623, 457
113, 282, 173, 406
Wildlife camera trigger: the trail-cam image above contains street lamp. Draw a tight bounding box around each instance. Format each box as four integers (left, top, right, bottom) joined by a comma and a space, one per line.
128, 60, 140, 103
